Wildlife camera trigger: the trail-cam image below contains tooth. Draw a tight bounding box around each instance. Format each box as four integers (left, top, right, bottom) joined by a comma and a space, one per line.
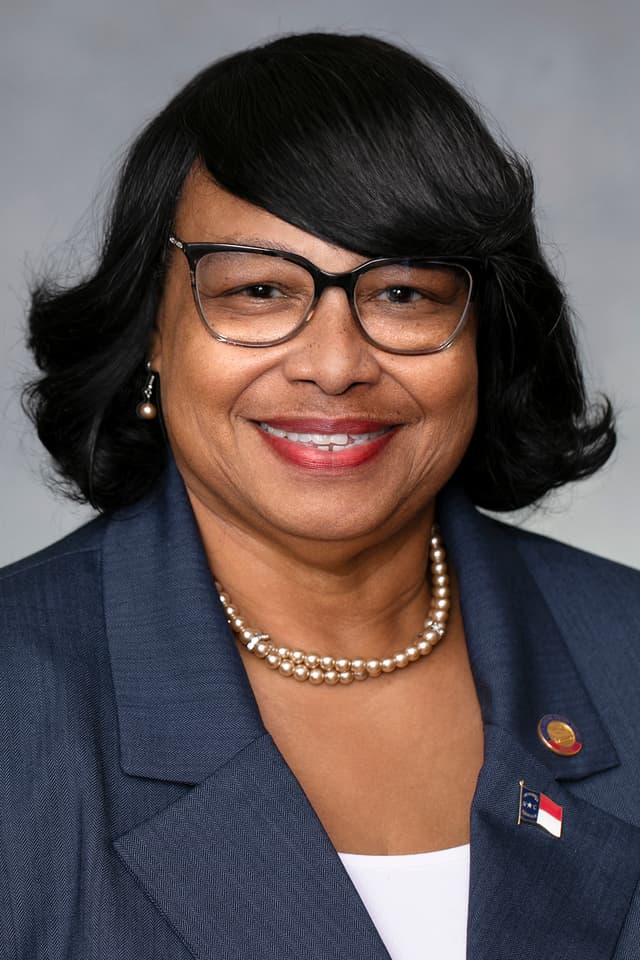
260, 424, 289, 438
260, 423, 391, 447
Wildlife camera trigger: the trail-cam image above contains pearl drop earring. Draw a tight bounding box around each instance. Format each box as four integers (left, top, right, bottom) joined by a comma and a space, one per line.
136, 361, 158, 420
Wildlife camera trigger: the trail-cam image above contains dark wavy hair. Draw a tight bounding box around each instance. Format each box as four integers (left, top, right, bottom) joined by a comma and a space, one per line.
24, 32, 614, 512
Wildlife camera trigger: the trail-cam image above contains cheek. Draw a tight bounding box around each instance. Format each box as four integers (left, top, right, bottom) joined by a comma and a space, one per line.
156, 316, 277, 454
405, 339, 478, 489
417, 339, 478, 430
161, 341, 215, 429
155, 282, 225, 417
444, 354, 478, 427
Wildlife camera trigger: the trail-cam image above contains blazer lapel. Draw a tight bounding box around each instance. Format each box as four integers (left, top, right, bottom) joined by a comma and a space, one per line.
103, 462, 390, 959
114, 733, 390, 960
439, 485, 640, 959
469, 726, 640, 960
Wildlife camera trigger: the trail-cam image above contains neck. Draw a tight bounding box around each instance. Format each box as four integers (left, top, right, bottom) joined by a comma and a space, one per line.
187, 489, 439, 663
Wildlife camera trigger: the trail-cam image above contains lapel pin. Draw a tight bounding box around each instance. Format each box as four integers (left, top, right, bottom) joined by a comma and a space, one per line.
537, 714, 582, 756
518, 780, 563, 838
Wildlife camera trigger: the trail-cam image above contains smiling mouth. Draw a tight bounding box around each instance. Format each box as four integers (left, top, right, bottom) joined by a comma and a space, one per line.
257, 422, 394, 451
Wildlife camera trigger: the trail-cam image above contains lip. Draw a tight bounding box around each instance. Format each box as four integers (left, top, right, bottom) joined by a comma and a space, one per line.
254, 417, 400, 471
257, 418, 398, 434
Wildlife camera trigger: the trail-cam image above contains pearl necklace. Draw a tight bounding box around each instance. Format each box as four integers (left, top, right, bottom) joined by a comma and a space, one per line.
217, 526, 450, 686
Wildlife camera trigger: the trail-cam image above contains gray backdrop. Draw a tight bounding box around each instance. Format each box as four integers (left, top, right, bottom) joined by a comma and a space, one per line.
2, 0, 638, 568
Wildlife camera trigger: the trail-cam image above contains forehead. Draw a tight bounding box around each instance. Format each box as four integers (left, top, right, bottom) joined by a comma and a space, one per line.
174, 166, 367, 271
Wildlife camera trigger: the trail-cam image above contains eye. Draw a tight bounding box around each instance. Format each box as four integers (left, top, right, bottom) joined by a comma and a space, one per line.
379, 286, 424, 304
235, 284, 286, 299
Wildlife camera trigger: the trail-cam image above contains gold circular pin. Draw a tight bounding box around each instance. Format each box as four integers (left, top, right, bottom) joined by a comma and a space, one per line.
537, 715, 583, 756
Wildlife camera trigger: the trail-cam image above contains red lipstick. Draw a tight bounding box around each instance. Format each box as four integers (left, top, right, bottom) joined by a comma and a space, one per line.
254, 418, 399, 470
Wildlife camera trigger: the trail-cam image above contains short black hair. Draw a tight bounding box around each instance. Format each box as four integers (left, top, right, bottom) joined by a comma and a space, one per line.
24, 31, 614, 512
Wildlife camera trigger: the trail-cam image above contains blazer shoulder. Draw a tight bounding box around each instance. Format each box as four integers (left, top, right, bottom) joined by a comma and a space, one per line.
0, 513, 108, 584
0, 514, 110, 667
487, 515, 640, 597
496, 515, 640, 690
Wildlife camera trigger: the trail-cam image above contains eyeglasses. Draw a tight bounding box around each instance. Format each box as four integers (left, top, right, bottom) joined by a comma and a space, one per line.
168, 236, 481, 355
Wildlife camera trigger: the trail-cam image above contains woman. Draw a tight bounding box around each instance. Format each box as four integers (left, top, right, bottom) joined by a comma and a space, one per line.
2, 31, 640, 960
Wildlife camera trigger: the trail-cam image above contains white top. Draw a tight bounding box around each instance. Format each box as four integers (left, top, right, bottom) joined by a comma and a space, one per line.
338, 844, 470, 960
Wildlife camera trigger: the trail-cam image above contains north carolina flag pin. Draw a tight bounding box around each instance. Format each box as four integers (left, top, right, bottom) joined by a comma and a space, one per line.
517, 780, 563, 838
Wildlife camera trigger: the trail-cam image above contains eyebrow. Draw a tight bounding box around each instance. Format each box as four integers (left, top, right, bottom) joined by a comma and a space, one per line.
199, 235, 296, 251
196, 235, 358, 259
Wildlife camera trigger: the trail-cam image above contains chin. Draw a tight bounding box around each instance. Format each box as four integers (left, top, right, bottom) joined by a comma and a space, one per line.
254, 495, 429, 547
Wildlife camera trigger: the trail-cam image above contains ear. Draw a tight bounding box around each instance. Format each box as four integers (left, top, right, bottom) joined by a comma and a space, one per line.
147, 310, 165, 374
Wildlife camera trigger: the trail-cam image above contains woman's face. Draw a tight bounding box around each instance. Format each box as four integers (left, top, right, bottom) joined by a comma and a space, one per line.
152, 169, 478, 547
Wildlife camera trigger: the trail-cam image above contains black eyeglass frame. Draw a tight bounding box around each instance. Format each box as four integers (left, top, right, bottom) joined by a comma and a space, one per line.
168, 235, 483, 356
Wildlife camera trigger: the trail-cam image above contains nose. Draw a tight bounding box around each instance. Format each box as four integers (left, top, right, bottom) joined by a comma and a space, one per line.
279, 287, 382, 395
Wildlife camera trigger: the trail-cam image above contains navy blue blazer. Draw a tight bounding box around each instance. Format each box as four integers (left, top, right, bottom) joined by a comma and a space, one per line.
2, 462, 640, 959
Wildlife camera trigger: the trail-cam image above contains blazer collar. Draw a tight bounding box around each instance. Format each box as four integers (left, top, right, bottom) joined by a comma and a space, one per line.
438, 483, 619, 782
103, 460, 265, 783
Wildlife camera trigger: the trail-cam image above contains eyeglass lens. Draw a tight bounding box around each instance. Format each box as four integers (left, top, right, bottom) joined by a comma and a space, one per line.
194, 251, 472, 352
